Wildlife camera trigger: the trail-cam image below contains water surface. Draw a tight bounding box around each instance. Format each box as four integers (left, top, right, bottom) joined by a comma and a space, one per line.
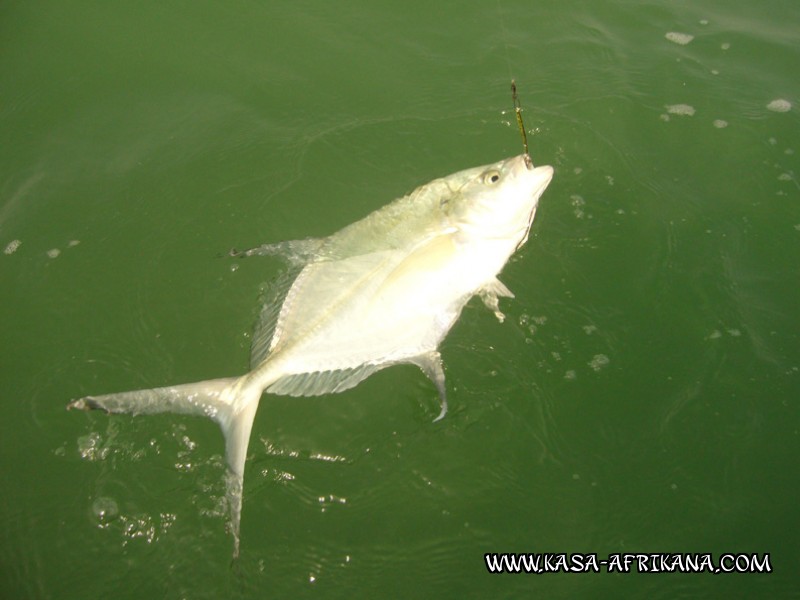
1, 1, 798, 598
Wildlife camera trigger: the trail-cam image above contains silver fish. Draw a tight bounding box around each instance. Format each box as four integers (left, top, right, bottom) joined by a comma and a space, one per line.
68, 154, 553, 555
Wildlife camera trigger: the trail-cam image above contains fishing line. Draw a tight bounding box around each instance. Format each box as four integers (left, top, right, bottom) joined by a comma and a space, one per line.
512, 80, 532, 167
495, 0, 515, 82
496, 0, 533, 166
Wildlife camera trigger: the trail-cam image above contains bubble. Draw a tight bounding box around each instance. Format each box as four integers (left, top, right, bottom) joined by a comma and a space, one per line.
68, 240, 81, 247
92, 496, 119, 527
665, 32, 694, 45
120, 514, 158, 544
46, 248, 60, 259
721, 42, 731, 50
4, 240, 21, 255
77, 432, 109, 461
767, 99, 792, 113
713, 120, 728, 128
666, 104, 696, 117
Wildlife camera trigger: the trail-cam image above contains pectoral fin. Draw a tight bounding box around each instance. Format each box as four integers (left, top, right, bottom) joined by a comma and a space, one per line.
478, 278, 515, 323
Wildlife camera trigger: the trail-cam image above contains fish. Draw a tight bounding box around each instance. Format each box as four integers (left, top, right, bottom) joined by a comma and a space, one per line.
68, 153, 554, 556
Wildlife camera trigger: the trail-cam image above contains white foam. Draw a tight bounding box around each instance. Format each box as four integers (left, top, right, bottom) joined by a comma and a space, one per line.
665, 32, 694, 45
713, 119, 728, 128
666, 104, 696, 116
767, 98, 792, 113
588, 354, 610, 372
46, 248, 61, 258
4, 239, 21, 255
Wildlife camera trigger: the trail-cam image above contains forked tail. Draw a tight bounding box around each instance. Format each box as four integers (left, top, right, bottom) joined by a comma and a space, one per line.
68, 375, 265, 557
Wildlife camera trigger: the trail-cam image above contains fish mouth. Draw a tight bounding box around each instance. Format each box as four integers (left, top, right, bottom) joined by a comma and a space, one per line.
515, 162, 553, 250
507, 154, 553, 182
515, 157, 553, 195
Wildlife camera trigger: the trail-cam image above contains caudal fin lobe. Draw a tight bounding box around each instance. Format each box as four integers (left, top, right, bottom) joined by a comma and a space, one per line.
68, 376, 264, 557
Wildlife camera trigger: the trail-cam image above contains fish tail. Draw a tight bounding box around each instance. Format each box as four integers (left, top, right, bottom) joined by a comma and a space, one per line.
68, 375, 267, 558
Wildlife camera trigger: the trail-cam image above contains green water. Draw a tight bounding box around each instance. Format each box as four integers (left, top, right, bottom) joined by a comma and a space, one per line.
2, 0, 799, 597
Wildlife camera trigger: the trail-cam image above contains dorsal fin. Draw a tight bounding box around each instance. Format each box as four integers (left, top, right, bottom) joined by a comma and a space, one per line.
232, 238, 322, 265
244, 238, 323, 369
265, 363, 386, 397
250, 267, 303, 369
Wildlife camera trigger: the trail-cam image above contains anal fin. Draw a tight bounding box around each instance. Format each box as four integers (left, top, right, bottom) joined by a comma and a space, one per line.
409, 351, 448, 422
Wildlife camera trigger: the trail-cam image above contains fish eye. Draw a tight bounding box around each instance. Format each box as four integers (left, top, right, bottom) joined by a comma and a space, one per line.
483, 170, 501, 185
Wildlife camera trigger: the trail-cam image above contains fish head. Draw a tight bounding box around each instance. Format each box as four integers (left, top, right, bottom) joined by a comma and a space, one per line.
446, 154, 553, 249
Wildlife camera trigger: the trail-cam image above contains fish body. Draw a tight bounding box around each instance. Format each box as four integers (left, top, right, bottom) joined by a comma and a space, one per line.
69, 154, 553, 555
